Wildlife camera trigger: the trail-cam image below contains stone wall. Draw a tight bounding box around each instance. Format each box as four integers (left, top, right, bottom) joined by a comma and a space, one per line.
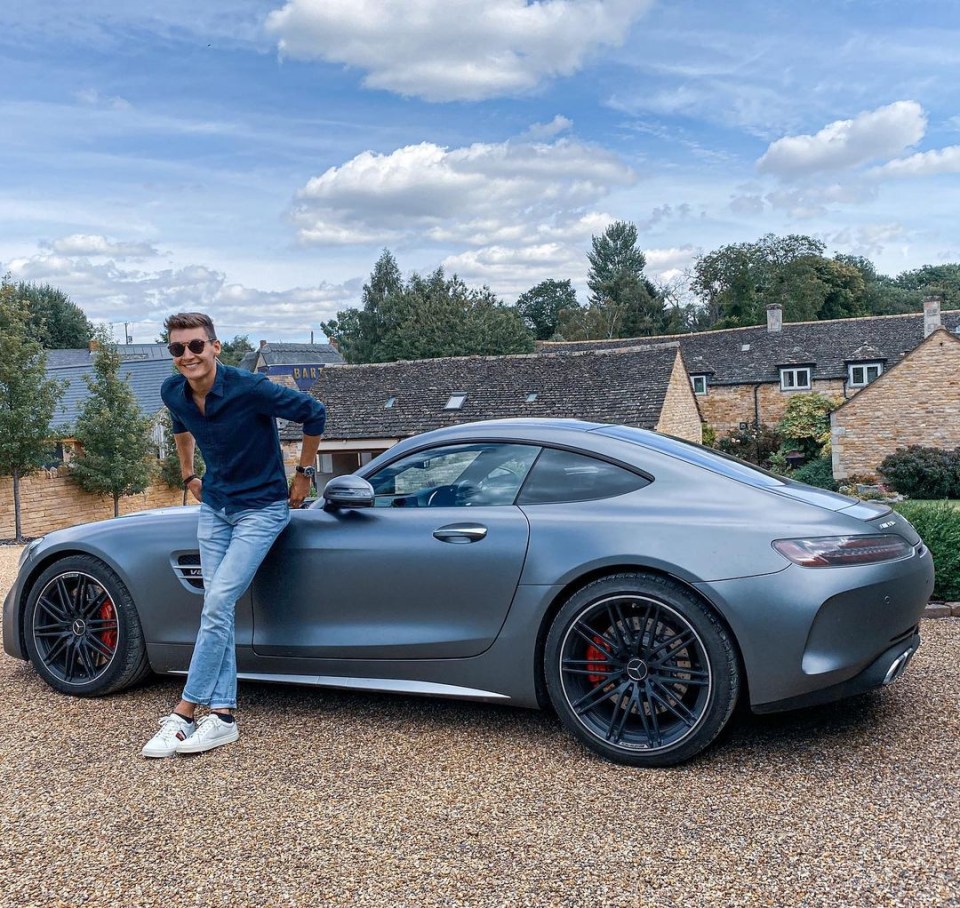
832, 329, 960, 479
0, 470, 193, 539
698, 379, 847, 435
656, 353, 703, 442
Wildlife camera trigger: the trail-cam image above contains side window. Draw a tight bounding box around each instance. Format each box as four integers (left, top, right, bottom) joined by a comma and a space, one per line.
369, 443, 539, 507
517, 448, 650, 505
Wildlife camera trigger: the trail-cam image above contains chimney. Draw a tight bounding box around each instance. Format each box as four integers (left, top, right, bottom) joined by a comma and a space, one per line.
259, 339, 268, 348
923, 295, 942, 337
766, 304, 783, 333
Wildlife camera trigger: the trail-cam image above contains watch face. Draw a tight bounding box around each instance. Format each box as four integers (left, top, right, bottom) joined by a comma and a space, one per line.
298, 465, 316, 477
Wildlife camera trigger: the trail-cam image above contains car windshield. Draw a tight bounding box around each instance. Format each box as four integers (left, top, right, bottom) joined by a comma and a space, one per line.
593, 425, 787, 490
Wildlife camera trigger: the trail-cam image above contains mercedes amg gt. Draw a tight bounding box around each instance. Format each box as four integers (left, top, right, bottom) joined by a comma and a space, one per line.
3, 419, 934, 766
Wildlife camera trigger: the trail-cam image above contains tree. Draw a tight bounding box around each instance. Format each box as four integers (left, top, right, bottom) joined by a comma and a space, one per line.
321, 249, 403, 363
563, 221, 665, 340
894, 264, 960, 309
218, 335, 254, 367
322, 254, 533, 362
777, 392, 841, 461
69, 331, 156, 517
689, 234, 873, 327
0, 285, 65, 541
515, 279, 578, 340
10, 280, 94, 348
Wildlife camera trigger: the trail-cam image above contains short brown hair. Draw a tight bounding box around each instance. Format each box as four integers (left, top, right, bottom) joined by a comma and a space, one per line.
164, 312, 217, 339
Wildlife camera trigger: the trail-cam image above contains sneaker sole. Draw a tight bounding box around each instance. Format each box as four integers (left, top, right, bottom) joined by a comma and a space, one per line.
175, 726, 240, 754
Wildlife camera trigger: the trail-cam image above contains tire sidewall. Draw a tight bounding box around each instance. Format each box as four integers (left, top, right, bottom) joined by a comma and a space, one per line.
24, 555, 139, 696
545, 573, 739, 767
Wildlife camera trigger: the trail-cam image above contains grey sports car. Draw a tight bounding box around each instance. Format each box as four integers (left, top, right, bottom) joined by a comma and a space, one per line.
3, 419, 934, 766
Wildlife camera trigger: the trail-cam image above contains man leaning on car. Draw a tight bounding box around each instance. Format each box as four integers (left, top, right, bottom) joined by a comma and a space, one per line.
142, 311, 326, 758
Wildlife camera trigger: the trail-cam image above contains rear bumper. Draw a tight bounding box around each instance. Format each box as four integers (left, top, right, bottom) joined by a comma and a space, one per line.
752, 630, 921, 714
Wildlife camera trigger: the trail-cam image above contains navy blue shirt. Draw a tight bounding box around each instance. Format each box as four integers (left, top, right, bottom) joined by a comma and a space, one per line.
161, 363, 326, 514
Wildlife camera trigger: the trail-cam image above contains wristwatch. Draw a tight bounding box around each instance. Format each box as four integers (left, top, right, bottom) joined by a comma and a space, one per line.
295, 465, 317, 478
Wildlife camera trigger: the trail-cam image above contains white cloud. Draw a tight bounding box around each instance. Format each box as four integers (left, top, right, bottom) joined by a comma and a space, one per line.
265, 0, 654, 101
757, 101, 927, 178
2, 252, 356, 342
46, 234, 159, 258
522, 115, 574, 141
291, 136, 636, 247
872, 145, 960, 177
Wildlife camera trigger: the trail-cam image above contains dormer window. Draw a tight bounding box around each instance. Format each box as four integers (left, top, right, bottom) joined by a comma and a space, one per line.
848, 363, 882, 387
444, 393, 467, 410
690, 375, 708, 396
779, 367, 811, 391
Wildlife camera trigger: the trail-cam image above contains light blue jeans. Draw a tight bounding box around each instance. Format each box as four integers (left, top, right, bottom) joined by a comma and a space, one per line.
183, 500, 291, 710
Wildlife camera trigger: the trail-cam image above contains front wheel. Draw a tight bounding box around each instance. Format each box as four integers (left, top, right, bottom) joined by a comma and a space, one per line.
545, 573, 740, 767
23, 554, 151, 696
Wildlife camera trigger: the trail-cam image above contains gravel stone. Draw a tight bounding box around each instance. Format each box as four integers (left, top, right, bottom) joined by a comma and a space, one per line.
1, 546, 959, 907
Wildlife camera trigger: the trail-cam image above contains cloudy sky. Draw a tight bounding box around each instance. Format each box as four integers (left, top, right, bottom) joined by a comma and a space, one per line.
1, 1, 958, 343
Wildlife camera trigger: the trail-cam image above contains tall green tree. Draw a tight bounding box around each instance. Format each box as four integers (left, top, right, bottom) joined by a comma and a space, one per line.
0, 285, 65, 541
322, 255, 533, 362
321, 249, 403, 362
561, 221, 665, 340
515, 279, 578, 340
157, 409, 204, 501
691, 234, 869, 327
69, 331, 156, 517
10, 280, 94, 348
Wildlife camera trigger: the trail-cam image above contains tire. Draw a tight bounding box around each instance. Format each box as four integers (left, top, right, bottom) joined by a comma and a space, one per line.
544, 572, 740, 767
23, 554, 152, 696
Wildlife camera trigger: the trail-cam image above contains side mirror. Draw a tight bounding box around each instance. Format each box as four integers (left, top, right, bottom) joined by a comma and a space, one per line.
322, 475, 375, 509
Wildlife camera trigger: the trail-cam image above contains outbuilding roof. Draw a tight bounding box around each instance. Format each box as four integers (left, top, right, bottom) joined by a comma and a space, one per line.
281, 343, 684, 441
540, 311, 960, 385
49, 358, 173, 432
241, 342, 345, 370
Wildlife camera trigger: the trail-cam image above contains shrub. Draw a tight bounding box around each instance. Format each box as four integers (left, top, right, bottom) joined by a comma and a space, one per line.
791, 456, 838, 491
892, 501, 960, 601
878, 446, 960, 499
777, 392, 841, 459
714, 423, 783, 466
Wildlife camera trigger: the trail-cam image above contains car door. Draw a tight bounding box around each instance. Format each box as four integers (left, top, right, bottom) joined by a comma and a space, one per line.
251, 442, 539, 659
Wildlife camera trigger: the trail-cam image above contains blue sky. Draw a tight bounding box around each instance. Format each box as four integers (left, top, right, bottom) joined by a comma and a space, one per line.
1, 1, 958, 343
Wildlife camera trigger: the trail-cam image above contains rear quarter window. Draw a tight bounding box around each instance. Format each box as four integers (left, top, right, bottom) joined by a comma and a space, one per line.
517, 448, 650, 504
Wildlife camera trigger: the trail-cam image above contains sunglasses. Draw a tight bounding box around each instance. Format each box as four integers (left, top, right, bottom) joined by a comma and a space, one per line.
168, 338, 216, 357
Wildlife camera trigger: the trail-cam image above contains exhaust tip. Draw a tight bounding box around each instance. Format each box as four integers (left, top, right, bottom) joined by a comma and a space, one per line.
882, 648, 915, 686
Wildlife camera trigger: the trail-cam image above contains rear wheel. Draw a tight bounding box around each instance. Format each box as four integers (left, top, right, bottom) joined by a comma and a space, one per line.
545, 573, 740, 767
23, 554, 151, 696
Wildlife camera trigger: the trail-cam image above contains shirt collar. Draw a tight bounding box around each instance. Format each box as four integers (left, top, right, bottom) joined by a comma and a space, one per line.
178, 361, 226, 400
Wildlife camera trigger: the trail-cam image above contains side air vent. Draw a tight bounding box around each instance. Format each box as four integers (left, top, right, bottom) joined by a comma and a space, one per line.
172, 553, 204, 590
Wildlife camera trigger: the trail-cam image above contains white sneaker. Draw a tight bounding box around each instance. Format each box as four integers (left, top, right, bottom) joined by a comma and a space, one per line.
142, 713, 197, 758
175, 714, 240, 754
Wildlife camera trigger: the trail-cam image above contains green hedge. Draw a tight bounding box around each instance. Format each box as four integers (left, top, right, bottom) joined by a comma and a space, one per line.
892, 500, 960, 601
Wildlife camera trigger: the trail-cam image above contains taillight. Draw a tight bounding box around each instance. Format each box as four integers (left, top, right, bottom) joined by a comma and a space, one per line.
772, 535, 913, 567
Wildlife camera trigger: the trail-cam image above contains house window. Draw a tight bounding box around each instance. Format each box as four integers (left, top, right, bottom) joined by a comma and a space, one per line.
691, 375, 708, 396
848, 363, 882, 387
780, 367, 811, 391
444, 393, 467, 410
384, 396, 396, 408
525, 392, 538, 403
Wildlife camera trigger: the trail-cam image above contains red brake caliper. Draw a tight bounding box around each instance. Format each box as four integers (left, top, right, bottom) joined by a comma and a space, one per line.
99, 599, 117, 653
585, 635, 610, 685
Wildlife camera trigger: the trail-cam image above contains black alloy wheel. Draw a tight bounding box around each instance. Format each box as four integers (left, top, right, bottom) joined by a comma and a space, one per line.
545, 573, 740, 767
24, 554, 151, 696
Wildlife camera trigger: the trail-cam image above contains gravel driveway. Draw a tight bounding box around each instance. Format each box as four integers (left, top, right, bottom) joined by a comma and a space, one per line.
1, 544, 958, 907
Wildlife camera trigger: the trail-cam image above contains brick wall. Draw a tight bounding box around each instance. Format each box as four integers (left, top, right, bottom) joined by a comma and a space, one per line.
698, 378, 847, 435
832, 329, 960, 479
0, 471, 193, 538
656, 353, 703, 443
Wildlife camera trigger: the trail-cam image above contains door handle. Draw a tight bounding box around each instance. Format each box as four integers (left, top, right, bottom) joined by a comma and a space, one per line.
433, 524, 488, 542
